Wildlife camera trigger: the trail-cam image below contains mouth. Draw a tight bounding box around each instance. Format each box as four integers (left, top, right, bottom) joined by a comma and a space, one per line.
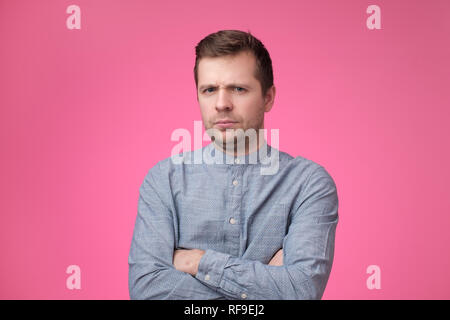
214, 120, 238, 129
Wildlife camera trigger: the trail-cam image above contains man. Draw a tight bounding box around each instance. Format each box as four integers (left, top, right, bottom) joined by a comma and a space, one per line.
128, 30, 339, 300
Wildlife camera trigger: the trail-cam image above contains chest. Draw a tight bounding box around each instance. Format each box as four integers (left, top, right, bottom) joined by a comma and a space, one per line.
175, 174, 291, 262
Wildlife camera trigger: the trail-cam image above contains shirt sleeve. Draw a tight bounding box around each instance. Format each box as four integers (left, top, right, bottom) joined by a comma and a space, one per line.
128, 161, 226, 300
194, 165, 339, 300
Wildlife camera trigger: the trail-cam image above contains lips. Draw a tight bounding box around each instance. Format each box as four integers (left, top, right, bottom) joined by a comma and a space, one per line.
215, 118, 237, 124
214, 119, 238, 129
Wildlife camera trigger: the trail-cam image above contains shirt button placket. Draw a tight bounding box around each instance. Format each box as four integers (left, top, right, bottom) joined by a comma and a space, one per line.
229, 168, 242, 257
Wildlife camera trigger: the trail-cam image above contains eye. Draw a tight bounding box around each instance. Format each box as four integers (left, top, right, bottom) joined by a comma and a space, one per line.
203, 87, 215, 93
234, 87, 246, 92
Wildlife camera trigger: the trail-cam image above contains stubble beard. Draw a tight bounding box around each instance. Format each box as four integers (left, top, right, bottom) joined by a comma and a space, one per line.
207, 118, 264, 156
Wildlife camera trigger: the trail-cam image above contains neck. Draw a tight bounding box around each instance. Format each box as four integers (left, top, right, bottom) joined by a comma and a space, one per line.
213, 134, 266, 157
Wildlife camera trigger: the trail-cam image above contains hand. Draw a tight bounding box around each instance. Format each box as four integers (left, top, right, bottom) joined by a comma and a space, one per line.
173, 249, 205, 276
268, 249, 283, 266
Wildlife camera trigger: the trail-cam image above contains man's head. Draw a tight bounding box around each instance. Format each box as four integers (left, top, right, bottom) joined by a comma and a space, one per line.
194, 30, 276, 153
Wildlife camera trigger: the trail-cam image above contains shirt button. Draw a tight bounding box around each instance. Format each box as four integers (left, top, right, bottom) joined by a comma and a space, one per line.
241, 293, 247, 299
232, 180, 239, 186
234, 158, 240, 164
229, 218, 237, 225
205, 274, 210, 281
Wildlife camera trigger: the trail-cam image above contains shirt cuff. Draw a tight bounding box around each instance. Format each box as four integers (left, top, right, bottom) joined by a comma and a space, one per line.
195, 249, 230, 288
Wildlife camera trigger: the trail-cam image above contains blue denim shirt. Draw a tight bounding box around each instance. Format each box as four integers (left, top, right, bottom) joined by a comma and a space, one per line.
128, 142, 339, 300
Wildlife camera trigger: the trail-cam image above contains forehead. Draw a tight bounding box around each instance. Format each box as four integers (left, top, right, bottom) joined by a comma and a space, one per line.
197, 51, 259, 86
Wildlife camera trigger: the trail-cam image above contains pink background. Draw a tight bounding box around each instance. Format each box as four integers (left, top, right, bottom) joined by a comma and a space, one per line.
1, 0, 449, 299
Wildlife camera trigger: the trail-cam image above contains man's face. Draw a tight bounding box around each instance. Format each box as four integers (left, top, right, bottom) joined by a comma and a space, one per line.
196, 50, 275, 150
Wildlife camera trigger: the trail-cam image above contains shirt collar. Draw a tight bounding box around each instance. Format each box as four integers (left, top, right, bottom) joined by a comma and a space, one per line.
204, 139, 273, 165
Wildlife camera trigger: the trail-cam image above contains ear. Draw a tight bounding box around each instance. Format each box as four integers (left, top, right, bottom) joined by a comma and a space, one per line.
263, 85, 276, 112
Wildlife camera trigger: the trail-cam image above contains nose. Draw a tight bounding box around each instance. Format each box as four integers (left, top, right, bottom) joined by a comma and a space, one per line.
215, 88, 233, 112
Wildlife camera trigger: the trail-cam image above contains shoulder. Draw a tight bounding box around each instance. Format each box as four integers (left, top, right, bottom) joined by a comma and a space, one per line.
140, 155, 174, 189
141, 146, 201, 184
277, 149, 320, 177
281, 155, 339, 218
292, 157, 338, 208
281, 152, 338, 196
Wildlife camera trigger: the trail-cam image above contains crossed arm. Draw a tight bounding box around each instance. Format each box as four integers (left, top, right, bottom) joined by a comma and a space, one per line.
173, 248, 284, 276
129, 163, 338, 300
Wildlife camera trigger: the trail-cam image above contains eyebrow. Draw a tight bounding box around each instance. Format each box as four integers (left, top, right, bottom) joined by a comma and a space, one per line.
198, 83, 251, 91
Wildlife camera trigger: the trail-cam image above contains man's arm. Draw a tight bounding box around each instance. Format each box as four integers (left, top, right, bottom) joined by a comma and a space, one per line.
174, 248, 283, 275
174, 165, 339, 300
128, 163, 226, 300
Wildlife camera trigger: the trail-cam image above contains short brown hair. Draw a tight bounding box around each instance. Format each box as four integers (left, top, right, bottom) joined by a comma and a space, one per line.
194, 30, 274, 96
